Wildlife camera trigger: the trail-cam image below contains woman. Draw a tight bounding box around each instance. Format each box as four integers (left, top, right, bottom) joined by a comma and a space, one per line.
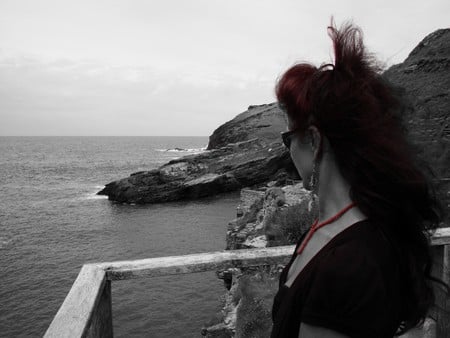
271, 20, 447, 337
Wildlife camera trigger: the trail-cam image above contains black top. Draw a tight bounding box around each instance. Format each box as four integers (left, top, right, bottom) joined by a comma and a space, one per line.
271, 219, 403, 338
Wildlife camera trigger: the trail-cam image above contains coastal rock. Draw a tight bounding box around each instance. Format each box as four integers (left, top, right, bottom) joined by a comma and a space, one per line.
99, 29, 449, 209
207, 103, 287, 150
211, 183, 315, 337
226, 183, 313, 251
98, 103, 299, 203
383, 29, 450, 217
383, 29, 449, 177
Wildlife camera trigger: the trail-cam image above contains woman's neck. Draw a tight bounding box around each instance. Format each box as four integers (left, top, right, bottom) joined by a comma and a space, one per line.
315, 154, 360, 224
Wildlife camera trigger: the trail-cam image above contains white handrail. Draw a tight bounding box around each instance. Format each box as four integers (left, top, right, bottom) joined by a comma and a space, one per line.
44, 228, 450, 338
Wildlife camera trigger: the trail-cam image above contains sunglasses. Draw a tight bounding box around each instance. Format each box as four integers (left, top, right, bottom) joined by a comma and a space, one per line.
281, 128, 311, 149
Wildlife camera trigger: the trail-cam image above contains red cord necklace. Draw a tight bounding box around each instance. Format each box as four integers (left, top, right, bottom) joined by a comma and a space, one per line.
296, 201, 357, 255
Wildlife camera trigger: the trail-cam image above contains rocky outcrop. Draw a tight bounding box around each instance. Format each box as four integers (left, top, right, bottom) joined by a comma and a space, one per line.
207, 103, 287, 150
202, 183, 315, 337
383, 29, 450, 217
225, 184, 312, 251
99, 29, 449, 210
98, 103, 299, 203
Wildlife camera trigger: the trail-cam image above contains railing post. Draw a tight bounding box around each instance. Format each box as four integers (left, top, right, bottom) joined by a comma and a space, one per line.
86, 280, 113, 338
432, 244, 450, 338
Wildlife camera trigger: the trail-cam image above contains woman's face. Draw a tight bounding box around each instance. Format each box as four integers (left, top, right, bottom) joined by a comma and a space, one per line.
286, 119, 316, 190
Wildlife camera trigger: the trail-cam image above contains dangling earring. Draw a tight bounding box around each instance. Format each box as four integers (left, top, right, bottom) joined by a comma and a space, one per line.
308, 161, 318, 212
309, 161, 317, 190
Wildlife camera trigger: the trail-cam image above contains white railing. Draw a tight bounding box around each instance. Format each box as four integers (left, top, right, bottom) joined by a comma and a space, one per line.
44, 228, 450, 338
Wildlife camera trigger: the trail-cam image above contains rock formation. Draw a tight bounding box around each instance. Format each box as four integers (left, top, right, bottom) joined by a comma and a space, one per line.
206, 103, 287, 150
99, 29, 449, 213
202, 184, 315, 337
97, 103, 299, 203
383, 29, 450, 214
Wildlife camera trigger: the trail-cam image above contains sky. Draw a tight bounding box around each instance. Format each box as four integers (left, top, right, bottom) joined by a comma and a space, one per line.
0, 0, 449, 136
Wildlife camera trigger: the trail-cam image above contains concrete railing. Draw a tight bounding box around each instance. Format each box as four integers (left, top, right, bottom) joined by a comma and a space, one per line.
45, 228, 450, 338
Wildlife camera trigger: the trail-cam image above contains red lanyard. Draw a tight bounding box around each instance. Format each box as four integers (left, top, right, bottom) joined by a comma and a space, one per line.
296, 202, 357, 255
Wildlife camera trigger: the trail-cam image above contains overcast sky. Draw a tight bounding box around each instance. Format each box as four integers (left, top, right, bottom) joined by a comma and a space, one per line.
1, 0, 448, 136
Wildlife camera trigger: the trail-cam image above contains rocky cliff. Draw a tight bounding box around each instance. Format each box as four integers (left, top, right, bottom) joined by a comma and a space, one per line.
384, 29, 449, 172
206, 103, 287, 150
202, 183, 315, 337
98, 30, 449, 208
97, 103, 299, 203
383, 29, 450, 214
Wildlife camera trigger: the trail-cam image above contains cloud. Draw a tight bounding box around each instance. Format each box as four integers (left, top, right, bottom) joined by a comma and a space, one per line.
0, 55, 275, 135
2, 0, 449, 135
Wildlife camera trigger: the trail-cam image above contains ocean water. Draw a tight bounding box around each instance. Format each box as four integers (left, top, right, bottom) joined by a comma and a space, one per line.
0, 136, 241, 337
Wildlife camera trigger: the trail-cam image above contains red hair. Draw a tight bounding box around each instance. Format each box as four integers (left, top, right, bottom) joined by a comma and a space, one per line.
275, 20, 447, 335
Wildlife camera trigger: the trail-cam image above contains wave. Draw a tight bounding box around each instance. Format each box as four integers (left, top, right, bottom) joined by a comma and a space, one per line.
155, 147, 207, 154
78, 186, 109, 200
0, 236, 13, 250
84, 193, 108, 200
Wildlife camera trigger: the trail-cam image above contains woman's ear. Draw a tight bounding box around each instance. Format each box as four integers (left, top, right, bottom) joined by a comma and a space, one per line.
308, 125, 322, 157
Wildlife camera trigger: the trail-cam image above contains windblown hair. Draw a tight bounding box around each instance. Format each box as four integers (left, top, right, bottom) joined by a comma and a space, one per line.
275, 20, 447, 335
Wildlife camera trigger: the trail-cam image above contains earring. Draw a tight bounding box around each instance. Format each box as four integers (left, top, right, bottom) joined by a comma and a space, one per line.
309, 161, 317, 190
308, 161, 318, 212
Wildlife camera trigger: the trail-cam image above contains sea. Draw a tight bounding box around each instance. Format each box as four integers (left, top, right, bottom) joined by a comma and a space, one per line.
0, 136, 241, 337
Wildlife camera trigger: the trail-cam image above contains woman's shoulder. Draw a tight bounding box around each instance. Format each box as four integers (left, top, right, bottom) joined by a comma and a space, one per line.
319, 218, 401, 278
331, 218, 398, 253
301, 219, 403, 337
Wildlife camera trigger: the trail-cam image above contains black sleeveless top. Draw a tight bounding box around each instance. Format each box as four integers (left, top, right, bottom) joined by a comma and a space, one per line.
271, 219, 403, 338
